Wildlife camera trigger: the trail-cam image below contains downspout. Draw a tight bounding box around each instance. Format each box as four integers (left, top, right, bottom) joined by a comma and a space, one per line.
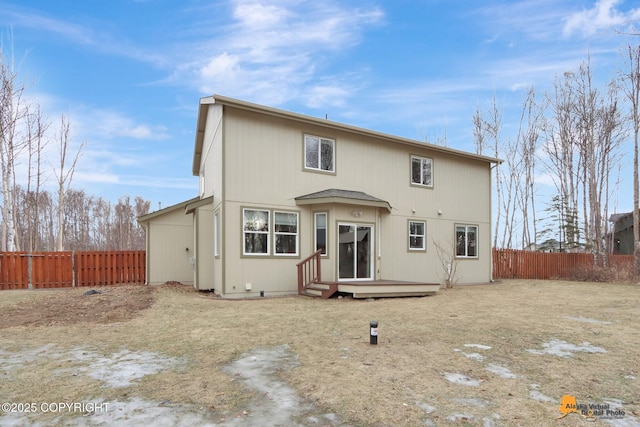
377, 208, 381, 279
143, 223, 150, 285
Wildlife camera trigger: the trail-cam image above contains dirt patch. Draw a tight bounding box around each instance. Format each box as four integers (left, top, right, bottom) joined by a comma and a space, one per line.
0, 284, 158, 328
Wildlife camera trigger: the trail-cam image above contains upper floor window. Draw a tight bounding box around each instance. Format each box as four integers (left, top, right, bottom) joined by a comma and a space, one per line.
304, 135, 335, 172
411, 155, 433, 187
456, 224, 478, 258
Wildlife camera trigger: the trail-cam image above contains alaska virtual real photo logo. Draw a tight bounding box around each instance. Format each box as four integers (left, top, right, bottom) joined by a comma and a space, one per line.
558, 395, 625, 421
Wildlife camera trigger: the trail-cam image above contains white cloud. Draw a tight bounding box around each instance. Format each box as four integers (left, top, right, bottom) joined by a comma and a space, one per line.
73, 108, 170, 141
175, 1, 384, 106
563, 0, 640, 37
306, 84, 352, 109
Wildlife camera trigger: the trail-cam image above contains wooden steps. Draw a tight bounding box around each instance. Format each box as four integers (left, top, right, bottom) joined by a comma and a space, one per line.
301, 282, 338, 299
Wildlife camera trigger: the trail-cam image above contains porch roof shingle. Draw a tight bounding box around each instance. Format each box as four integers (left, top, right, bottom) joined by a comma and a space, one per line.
295, 188, 392, 212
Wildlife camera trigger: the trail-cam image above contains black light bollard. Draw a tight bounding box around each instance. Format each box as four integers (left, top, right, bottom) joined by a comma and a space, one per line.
370, 320, 378, 345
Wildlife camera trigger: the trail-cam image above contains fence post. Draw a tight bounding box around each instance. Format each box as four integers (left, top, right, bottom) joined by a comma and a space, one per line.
27, 253, 33, 290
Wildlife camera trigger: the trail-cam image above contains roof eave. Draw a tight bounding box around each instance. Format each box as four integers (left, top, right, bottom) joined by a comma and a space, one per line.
192, 96, 216, 176
210, 94, 502, 165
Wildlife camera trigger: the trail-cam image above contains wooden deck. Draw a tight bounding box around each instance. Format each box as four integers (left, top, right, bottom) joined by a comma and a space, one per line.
297, 251, 440, 299
302, 280, 440, 299
336, 280, 440, 298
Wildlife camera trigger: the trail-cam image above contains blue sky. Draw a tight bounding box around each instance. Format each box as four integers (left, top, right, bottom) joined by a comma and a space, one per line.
2, 0, 639, 216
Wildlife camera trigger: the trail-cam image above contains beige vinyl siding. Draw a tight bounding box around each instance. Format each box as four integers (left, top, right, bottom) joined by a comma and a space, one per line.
209, 101, 494, 294
200, 104, 223, 199
194, 204, 215, 290
144, 208, 194, 285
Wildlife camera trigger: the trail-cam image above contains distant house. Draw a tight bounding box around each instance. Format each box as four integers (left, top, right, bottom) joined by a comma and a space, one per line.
140, 95, 501, 298
526, 239, 562, 252
609, 212, 637, 255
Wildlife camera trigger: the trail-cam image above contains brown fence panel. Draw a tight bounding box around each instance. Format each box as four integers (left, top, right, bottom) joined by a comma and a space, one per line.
1, 251, 145, 290
74, 251, 145, 287
492, 249, 635, 280
0, 253, 26, 290
31, 252, 73, 289
0, 252, 74, 289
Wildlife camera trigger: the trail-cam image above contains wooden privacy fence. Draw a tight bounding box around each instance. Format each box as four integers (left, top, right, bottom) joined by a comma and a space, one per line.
0, 251, 145, 290
492, 248, 634, 280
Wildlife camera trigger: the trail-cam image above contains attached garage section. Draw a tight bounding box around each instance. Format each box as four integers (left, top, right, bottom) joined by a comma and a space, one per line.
138, 198, 198, 285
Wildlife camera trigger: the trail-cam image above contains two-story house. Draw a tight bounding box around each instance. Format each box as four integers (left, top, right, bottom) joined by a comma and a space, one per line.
139, 95, 500, 298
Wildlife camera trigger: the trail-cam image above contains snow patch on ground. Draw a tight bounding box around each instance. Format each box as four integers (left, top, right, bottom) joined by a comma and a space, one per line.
453, 349, 485, 361
529, 384, 556, 403
485, 364, 517, 379
443, 372, 481, 386
526, 339, 607, 357
220, 344, 341, 426
1, 344, 343, 426
68, 349, 187, 388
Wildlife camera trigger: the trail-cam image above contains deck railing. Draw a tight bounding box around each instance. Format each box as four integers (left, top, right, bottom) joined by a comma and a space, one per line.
296, 249, 323, 294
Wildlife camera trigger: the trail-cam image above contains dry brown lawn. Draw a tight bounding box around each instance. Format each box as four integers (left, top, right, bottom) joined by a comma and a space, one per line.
0, 279, 638, 426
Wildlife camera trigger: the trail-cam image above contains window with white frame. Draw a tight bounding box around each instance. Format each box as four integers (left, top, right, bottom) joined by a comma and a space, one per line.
411, 155, 433, 187
315, 212, 327, 255
408, 220, 426, 251
243, 209, 270, 255
456, 224, 478, 258
274, 211, 299, 255
304, 134, 335, 172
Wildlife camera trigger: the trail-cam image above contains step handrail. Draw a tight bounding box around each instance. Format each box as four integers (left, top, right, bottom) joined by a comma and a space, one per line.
296, 249, 323, 294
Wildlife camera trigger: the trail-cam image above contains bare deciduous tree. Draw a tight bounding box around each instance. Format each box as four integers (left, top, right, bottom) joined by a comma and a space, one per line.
24, 103, 49, 251
473, 93, 503, 248
542, 57, 624, 262
53, 114, 84, 251
619, 44, 640, 273
432, 237, 458, 288
0, 38, 29, 251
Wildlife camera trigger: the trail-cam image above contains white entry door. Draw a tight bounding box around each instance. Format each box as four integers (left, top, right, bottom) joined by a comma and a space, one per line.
338, 223, 373, 280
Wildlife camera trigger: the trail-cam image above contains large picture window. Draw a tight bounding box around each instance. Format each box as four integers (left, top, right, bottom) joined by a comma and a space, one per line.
456, 224, 478, 258
274, 211, 299, 256
408, 220, 426, 251
411, 155, 433, 187
304, 135, 335, 172
243, 209, 270, 255
242, 208, 300, 257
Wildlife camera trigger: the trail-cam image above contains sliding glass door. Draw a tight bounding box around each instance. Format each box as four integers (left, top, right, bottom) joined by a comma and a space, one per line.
338, 223, 373, 280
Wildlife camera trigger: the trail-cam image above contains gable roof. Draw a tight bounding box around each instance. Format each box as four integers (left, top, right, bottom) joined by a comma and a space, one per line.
137, 197, 200, 223
295, 188, 392, 212
192, 95, 502, 176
